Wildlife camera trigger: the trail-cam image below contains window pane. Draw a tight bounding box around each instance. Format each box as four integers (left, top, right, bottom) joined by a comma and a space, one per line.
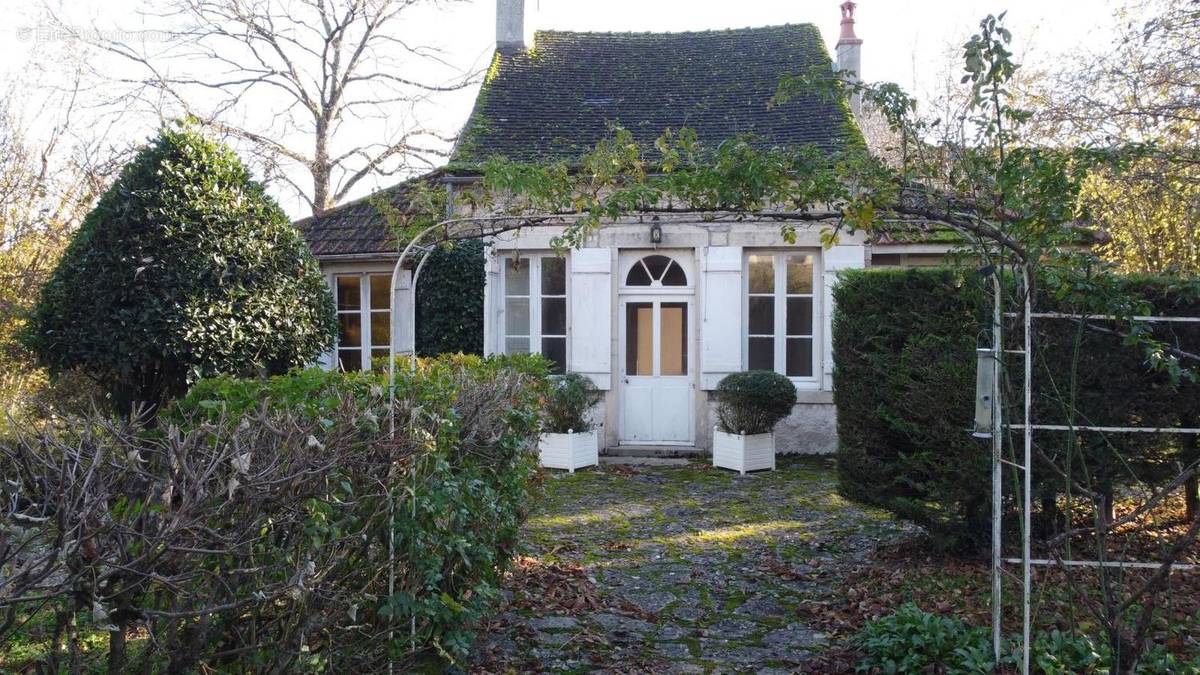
626, 303, 653, 376
369, 274, 392, 310
505, 337, 530, 354
748, 337, 774, 371
505, 298, 529, 335
748, 255, 774, 293
371, 348, 390, 366
661, 260, 687, 286
786, 338, 813, 377
541, 337, 566, 373
786, 255, 814, 294
748, 297, 774, 335
371, 312, 391, 346
506, 258, 529, 295
338, 349, 362, 372
642, 254, 671, 280
660, 303, 687, 376
786, 297, 813, 336
626, 261, 652, 286
541, 257, 566, 295
336, 276, 361, 310
338, 314, 362, 347
541, 297, 566, 335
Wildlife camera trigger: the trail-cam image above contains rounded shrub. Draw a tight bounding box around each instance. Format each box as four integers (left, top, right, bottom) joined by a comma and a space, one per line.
544, 372, 603, 433
24, 120, 335, 414
713, 370, 797, 435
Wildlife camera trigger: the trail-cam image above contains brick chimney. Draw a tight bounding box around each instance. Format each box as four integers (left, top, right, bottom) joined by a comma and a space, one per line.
496, 0, 526, 54
835, 1, 863, 116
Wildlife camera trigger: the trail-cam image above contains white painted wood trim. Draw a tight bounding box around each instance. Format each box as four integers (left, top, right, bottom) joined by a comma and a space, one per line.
569, 247, 613, 390
700, 246, 743, 390
483, 249, 501, 356
538, 430, 600, 472
821, 244, 866, 390
712, 428, 776, 475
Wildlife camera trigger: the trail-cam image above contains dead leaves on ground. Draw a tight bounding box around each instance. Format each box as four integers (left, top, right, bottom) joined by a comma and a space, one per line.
504, 555, 600, 614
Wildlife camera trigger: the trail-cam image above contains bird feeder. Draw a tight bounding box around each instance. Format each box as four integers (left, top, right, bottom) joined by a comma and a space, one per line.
974, 348, 996, 438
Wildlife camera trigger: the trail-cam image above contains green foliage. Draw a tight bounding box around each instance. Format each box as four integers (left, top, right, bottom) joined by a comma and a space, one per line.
416, 239, 485, 356
11, 353, 549, 671
833, 267, 1200, 552
24, 121, 335, 413
855, 603, 993, 674
713, 370, 798, 435
543, 372, 603, 433
857, 607, 1200, 675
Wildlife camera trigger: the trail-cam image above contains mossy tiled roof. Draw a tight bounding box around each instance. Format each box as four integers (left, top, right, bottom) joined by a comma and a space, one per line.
451, 24, 855, 166
294, 171, 441, 257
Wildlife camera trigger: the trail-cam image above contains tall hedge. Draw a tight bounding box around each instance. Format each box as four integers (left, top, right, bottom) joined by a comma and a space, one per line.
24, 122, 335, 413
833, 268, 1200, 552
416, 239, 485, 356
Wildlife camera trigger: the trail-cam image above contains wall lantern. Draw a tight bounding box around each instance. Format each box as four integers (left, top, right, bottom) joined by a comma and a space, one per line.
649, 217, 663, 244
973, 347, 996, 438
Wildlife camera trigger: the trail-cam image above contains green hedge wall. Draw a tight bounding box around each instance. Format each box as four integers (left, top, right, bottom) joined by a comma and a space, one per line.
832, 268, 1200, 552
416, 240, 485, 356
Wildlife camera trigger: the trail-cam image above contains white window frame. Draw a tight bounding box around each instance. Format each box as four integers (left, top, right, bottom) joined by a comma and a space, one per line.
500, 254, 569, 368
743, 250, 821, 385
333, 272, 393, 371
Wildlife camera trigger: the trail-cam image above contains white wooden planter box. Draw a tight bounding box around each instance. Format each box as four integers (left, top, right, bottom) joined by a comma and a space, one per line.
712, 428, 776, 475
539, 430, 599, 473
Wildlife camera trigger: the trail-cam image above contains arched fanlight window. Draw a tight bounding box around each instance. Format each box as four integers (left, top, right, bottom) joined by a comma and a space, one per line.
625, 254, 687, 287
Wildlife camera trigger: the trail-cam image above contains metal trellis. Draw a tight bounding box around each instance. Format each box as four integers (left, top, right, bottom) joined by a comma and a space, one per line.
982, 264, 1200, 673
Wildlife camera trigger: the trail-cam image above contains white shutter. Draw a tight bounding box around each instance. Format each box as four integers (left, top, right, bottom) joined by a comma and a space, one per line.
482, 251, 501, 355
391, 269, 415, 356
568, 248, 612, 390
821, 244, 866, 389
700, 246, 743, 390
316, 272, 337, 370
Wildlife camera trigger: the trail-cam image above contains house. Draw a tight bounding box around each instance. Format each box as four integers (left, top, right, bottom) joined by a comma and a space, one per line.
297, 1, 951, 454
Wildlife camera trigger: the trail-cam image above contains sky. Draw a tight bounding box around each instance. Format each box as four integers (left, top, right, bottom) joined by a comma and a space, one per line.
3, 0, 1122, 215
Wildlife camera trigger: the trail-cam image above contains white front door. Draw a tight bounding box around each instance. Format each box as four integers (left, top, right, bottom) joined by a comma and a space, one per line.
619, 297, 694, 444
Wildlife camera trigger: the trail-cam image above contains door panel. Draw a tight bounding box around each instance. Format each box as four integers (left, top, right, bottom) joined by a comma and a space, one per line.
620, 298, 693, 444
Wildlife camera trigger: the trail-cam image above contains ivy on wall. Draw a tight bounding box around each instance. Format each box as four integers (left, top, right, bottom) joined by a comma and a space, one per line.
415, 239, 486, 356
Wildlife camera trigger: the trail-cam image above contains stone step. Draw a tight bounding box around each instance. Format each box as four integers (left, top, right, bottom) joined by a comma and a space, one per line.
603, 445, 707, 458
599, 456, 693, 467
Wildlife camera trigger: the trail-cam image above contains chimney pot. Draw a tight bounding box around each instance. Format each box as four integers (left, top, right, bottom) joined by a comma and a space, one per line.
835, 1, 863, 116
496, 0, 526, 54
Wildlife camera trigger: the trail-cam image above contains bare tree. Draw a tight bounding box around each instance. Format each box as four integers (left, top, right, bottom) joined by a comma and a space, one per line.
86, 0, 476, 216
0, 65, 123, 424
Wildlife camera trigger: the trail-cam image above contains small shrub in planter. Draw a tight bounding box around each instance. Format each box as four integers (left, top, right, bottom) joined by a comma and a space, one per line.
712, 370, 797, 474
539, 372, 604, 472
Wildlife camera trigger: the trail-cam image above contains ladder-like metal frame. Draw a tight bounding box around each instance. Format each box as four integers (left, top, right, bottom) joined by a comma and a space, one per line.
987, 264, 1199, 673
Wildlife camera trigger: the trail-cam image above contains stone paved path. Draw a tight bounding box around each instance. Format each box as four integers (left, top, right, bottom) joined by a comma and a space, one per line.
469, 456, 915, 673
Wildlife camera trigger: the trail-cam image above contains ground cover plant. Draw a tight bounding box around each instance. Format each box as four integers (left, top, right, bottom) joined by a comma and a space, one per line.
0, 353, 549, 672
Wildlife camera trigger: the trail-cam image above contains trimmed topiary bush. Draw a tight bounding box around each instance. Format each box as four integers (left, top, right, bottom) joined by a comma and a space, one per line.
23, 121, 335, 414
543, 372, 603, 433
713, 370, 798, 435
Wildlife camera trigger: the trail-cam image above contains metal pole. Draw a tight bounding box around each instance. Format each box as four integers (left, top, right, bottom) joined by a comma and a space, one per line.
991, 271, 1003, 663
1021, 264, 1033, 675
